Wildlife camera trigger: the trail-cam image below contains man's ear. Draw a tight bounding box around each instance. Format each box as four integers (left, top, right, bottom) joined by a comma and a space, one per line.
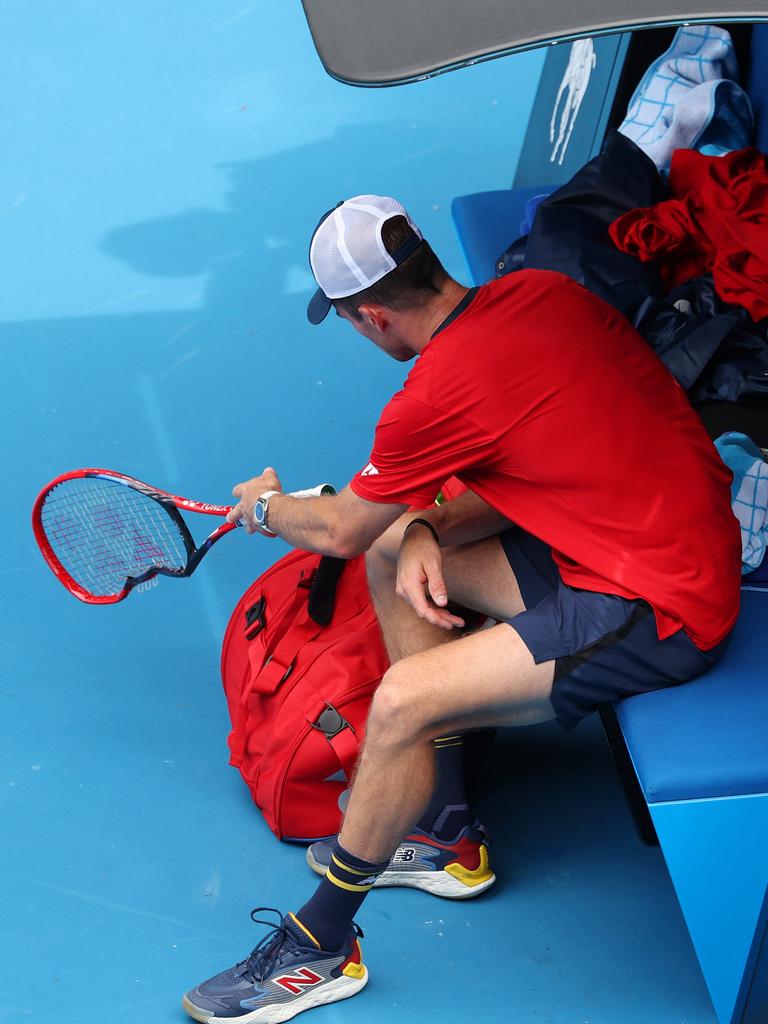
358, 304, 389, 332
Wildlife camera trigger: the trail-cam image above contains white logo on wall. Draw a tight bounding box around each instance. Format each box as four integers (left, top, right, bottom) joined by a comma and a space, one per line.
549, 38, 597, 166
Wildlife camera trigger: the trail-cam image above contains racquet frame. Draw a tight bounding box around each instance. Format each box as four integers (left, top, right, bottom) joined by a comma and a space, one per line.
32, 468, 237, 604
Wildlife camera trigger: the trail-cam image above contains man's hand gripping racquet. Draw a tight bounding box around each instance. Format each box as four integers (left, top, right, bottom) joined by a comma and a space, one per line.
32, 468, 332, 604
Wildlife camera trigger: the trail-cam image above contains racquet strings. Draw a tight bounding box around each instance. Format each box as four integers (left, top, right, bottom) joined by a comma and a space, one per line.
39, 477, 190, 597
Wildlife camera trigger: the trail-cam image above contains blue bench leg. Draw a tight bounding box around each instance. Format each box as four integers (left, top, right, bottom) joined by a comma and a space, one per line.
742, 903, 768, 1024
600, 704, 659, 845
650, 793, 768, 1024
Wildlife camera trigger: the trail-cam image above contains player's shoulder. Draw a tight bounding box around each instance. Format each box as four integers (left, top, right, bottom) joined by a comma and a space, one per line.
377, 384, 434, 425
485, 268, 588, 303
485, 270, 632, 340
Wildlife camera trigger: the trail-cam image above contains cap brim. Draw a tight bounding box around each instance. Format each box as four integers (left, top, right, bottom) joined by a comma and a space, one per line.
307, 288, 332, 325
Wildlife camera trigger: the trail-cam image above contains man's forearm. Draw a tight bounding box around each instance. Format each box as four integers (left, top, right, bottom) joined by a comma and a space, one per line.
265, 494, 351, 557
229, 474, 407, 557
419, 490, 510, 547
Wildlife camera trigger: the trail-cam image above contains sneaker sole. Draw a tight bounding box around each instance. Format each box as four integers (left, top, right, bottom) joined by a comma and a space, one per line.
306, 848, 495, 899
181, 968, 367, 1024
372, 868, 495, 898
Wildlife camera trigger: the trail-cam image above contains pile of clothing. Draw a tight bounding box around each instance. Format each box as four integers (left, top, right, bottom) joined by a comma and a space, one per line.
497, 25, 768, 406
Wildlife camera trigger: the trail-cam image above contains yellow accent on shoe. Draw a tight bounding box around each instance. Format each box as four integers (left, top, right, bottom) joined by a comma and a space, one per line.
326, 870, 375, 893
342, 961, 367, 980
289, 912, 321, 948
444, 844, 494, 887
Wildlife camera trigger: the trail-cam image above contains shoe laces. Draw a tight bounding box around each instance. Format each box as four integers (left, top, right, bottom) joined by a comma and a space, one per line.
238, 908, 363, 985
237, 908, 296, 985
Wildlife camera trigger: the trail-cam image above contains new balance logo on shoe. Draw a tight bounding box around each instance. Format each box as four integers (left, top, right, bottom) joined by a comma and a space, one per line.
392, 847, 416, 863
360, 463, 379, 476
273, 968, 323, 995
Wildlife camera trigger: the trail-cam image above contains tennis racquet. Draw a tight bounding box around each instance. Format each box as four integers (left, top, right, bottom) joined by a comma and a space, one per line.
32, 468, 334, 605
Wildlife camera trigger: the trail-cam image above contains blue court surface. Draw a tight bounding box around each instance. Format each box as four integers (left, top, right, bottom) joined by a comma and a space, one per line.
1, 4, 719, 1022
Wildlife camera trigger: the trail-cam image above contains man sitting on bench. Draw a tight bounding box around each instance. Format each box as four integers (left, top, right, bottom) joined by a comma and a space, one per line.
182, 194, 740, 1024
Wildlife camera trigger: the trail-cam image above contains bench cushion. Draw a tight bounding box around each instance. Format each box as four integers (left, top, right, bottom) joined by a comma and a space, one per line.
615, 589, 768, 804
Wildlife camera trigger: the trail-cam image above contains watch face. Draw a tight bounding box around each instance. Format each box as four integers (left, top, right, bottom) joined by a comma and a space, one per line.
254, 499, 267, 526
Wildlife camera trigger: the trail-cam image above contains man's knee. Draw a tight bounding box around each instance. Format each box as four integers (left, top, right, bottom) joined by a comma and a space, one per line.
367, 661, 433, 743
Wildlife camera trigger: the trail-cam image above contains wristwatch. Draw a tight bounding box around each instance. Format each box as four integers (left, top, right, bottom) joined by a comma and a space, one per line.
252, 490, 280, 536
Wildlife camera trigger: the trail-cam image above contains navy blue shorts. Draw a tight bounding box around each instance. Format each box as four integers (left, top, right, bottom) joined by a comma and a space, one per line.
500, 527, 732, 730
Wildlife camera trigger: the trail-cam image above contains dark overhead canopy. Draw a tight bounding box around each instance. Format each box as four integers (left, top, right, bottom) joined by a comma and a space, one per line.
301, 1, 768, 86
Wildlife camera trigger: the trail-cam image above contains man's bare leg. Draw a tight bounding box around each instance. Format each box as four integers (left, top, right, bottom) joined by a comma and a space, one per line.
365, 523, 530, 834
295, 528, 547, 948
339, 621, 555, 862
351, 513, 552, 861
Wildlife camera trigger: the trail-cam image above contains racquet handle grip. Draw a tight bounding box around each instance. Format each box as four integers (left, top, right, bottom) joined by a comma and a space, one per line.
287, 483, 336, 499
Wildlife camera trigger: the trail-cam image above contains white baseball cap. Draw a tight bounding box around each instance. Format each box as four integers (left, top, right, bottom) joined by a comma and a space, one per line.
307, 195, 424, 324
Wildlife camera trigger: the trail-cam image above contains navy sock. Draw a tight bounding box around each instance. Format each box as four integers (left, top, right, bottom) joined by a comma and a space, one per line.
296, 840, 388, 951
417, 735, 473, 841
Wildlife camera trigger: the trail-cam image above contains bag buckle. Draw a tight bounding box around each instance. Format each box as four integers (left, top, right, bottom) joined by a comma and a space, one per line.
311, 703, 355, 743
244, 596, 267, 640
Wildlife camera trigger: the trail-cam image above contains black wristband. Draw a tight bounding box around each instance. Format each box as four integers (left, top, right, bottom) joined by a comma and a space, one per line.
404, 518, 440, 545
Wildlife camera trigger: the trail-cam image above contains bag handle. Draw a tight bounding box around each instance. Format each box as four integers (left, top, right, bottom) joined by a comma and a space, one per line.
307, 556, 347, 625
249, 608, 322, 694
244, 555, 349, 696
244, 555, 347, 642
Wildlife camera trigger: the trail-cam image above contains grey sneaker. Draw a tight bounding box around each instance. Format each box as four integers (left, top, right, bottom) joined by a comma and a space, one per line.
306, 825, 495, 899
182, 908, 367, 1023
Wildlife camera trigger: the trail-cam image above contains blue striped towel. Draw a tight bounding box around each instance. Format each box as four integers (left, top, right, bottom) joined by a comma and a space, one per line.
714, 432, 768, 573
619, 25, 753, 174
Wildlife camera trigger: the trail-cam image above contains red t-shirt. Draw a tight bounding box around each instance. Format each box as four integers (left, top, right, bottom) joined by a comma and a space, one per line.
350, 270, 741, 650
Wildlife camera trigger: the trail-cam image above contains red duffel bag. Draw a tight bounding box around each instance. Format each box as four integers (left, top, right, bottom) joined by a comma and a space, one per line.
220, 550, 388, 842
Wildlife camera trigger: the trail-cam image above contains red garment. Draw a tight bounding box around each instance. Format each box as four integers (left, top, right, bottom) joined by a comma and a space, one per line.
350, 271, 741, 651
609, 147, 768, 321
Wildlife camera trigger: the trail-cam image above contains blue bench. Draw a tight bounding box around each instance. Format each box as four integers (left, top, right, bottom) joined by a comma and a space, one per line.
451, 24, 768, 1024
614, 591, 768, 1024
